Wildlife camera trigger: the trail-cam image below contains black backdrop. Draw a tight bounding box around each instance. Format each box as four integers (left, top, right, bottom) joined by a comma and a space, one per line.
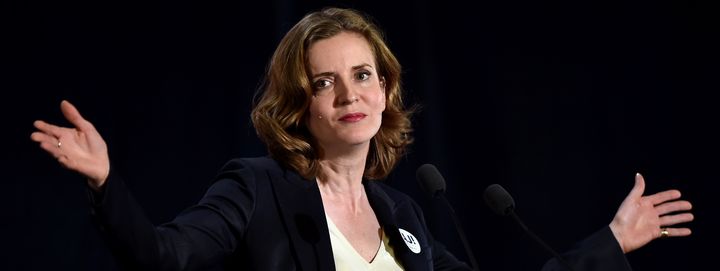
4, 0, 718, 270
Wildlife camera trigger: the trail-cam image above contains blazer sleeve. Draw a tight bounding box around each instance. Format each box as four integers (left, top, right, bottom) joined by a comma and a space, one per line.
541, 226, 633, 271
87, 160, 257, 271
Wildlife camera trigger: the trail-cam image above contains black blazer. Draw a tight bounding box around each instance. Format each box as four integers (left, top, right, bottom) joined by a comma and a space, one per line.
89, 157, 631, 271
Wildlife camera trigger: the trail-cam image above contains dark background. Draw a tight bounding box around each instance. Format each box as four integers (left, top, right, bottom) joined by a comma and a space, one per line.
4, 0, 717, 270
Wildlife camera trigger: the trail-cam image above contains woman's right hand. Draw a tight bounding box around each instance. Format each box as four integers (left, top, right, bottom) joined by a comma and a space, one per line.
31, 100, 110, 190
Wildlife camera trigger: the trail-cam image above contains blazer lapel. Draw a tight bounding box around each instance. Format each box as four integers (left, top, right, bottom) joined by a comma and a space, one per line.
266, 167, 335, 271
365, 181, 432, 271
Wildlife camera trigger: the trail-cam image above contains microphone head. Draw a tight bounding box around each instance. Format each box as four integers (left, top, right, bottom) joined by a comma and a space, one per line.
416, 164, 447, 198
483, 184, 515, 216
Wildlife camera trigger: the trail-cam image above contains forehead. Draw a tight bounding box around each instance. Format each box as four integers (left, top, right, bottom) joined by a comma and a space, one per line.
307, 31, 375, 72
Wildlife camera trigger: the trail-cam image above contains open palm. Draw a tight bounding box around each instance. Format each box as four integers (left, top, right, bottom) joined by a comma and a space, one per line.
609, 173, 694, 253
31, 100, 110, 188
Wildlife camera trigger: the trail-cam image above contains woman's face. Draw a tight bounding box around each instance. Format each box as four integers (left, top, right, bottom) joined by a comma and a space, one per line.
306, 31, 386, 150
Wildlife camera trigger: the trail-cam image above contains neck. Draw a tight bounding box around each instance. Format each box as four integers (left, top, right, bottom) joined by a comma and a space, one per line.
317, 157, 365, 190
316, 147, 369, 210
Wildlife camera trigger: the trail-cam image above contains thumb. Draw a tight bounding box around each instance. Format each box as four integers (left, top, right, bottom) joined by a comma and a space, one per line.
627, 173, 646, 199
60, 100, 94, 132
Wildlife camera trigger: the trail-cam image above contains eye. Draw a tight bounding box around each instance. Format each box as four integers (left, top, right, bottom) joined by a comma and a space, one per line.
313, 79, 332, 90
355, 70, 371, 81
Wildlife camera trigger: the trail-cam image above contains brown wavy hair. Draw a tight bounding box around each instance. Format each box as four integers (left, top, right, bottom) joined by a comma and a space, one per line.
251, 7, 413, 180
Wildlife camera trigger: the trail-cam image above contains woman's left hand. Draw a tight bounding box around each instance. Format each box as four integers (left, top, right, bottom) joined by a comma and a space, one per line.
609, 173, 694, 253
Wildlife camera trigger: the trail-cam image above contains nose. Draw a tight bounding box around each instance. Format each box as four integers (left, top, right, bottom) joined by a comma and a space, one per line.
336, 78, 359, 105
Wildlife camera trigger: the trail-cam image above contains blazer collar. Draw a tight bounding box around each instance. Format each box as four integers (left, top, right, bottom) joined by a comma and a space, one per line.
267, 165, 336, 271
268, 164, 430, 271
365, 181, 431, 271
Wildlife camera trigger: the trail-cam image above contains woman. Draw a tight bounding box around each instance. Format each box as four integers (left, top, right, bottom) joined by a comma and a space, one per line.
31, 7, 693, 271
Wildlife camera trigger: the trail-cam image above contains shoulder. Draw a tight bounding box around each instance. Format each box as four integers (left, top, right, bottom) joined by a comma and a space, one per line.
366, 180, 420, 209
370, 181, 411, 198
219, 156, 281, 171
216, 156, 283, 176
215, 156, 314, 191
210, 156, 283, 185
202, 157, 286, 201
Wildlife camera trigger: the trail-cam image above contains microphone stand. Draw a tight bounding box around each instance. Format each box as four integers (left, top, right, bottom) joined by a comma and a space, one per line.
440, 195, 480, 271
508, 211, 575, 271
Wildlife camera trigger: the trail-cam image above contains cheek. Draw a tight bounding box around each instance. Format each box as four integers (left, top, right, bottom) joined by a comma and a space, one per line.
306, 103, 323, 130
308, 99, 324, 118
306, 113, 325, 140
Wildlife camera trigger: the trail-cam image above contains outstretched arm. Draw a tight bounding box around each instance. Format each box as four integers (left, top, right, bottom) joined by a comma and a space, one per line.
609, 173, 694, 253
30, 100, 245, 270
31, 100, 110, 189
543, 173, 694, 271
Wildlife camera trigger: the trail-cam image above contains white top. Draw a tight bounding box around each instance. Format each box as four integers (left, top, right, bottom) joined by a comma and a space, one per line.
326, 215, 404, 271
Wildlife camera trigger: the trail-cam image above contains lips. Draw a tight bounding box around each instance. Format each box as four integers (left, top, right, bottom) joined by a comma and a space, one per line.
339, 113, 367, 122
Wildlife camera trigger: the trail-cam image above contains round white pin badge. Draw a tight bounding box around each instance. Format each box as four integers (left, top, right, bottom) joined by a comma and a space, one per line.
398, 228, 421, 254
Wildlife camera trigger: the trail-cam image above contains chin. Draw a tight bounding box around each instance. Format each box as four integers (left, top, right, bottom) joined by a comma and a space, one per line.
343, 136, 373, 146
328, 124, 381, 146
338, 132, 376, 146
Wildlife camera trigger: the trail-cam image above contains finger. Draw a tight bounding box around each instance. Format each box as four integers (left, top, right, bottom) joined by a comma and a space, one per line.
33, 120, 66, 138
645, 189, 682, 205
60, 100, 95, 132
38, 141, 63, 159
660, 213, 695, 226
664, 227, 692, 238
30, 131, 57, 144
626, 173, 646, 199
655, 200, 692, 215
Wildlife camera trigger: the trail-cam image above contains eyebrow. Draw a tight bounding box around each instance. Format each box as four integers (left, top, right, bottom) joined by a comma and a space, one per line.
311, 63, 374, 79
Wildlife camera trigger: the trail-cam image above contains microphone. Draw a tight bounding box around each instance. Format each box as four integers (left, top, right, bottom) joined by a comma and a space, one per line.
483, 184, 575, 271
416, 164, 479, 271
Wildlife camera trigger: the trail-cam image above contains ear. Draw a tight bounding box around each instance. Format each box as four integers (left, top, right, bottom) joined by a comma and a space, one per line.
380, 76, 386, 90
